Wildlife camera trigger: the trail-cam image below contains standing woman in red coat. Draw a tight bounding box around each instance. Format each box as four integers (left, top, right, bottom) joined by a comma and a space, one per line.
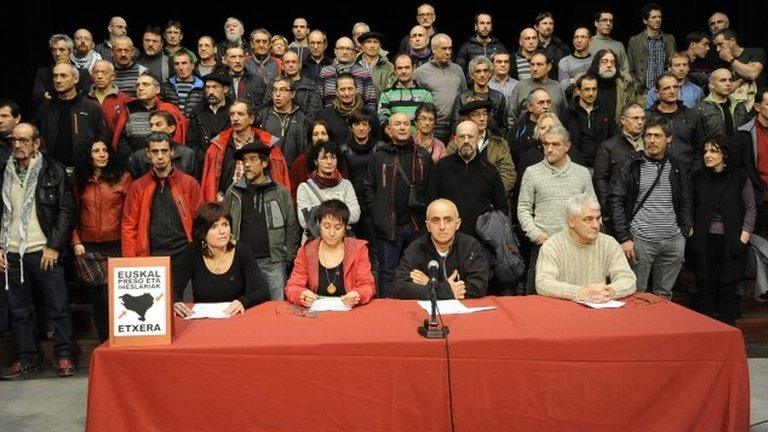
72, 139, 132, 342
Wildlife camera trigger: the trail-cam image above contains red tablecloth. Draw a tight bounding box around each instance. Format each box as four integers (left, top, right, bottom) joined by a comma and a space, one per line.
86, 296, 749, 431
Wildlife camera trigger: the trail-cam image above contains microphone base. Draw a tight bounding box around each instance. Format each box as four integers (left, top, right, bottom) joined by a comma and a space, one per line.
418, 320, 450, 339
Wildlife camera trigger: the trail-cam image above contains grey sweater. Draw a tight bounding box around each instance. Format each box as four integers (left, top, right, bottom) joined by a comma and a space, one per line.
506, 78, 567, 124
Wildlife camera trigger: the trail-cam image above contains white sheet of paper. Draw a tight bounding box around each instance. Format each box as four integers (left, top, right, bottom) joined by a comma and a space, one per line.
309, 296, 351, 312
575, 300, 625, 309
417, 299, 497, 315
184, 302, 232, 320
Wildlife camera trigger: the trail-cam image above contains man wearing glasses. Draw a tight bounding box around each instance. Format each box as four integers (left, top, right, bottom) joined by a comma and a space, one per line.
257, 77, 308, 165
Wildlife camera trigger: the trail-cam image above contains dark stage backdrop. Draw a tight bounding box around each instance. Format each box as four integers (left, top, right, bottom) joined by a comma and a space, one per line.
2, 0, 766, 118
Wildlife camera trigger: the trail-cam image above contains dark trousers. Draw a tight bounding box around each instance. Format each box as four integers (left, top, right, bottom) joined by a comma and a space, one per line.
525, 244, 542, 295
695, 234, 738, 326
81, 241, 121, 343
3, 251, 76, 365
376, 224, 418, 298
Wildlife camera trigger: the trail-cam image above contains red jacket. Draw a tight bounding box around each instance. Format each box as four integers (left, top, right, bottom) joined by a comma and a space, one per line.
200, 126, 290, 202
121, 169, 202, 257
111, 97, 187, 149
72, 173, 133, 245
285, 237, 375, 306
87, 86, 132, 139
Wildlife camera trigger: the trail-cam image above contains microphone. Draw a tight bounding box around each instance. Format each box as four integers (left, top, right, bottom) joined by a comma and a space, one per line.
418, 260, 449, 339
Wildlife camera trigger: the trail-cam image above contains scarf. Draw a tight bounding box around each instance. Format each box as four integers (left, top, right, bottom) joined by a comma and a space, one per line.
310, 170, 342, 189
1, 155, 44, 287
346, 137, 377, 154
332, 95, 364, 117
71, 51, 101, 72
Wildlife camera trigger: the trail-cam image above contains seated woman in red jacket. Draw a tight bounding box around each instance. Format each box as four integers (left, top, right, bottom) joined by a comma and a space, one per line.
285, 199, 374, 308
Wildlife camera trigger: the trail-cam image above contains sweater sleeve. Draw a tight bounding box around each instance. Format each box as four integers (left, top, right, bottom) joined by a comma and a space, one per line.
606, 238, 637, 299
535, 240, 583, 300
516, 170, 543, 242
237, 245, 270, 308
343, 180, 361, 224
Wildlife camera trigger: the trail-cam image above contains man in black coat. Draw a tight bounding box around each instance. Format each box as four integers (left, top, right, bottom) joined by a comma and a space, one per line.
393, 199, 490, 299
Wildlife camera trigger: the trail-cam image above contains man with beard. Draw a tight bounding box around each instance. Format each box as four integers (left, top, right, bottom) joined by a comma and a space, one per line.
506, 51, 567, 124
71, 29, 101, 73
112, 36, 148, 98
217, 17, 249, 58
138, 26, 171, 83
245, 29, 281, 85
558, 28, 593, 93
362, 113, 432, 298
87, 60, 132, 138
608, 119, 691, 299
161, 51, 205, 117
452, 56, 508, 137
585, 49, 638, 123
316, 73, 380, 145
303, 30, 332, 84
627, 3, 676, 93
517, 125, 595, 293
415, 33, 468, 142
489, 51, 518, 100
594, 103, 646, 214
565, 74, 616, 170
534, 12, 570, 81
645, 53, 704, 109
378, 53, 433, 127
695, 68, 751, 140
257, 77, 308, 165
446, 100, 516, 195
318, 37, 377, 111
645, 73, 705, 172
222, 46, 266, 112
589, 10, 630, 76
222, 143, 300, 300
32, 34, 93, 108
407, 25, 432, 69
288, 17, 310, 63
430, 119, 507, 247
262, 50, 322, 121
35, 63, 107, 169
455, 13, 507, 78
188, 72, 232, 162
201, 99, 290, 202
95, 16, 138, 63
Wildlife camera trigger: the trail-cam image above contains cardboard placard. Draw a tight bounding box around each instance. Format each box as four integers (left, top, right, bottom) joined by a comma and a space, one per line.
108, 257, 172, 347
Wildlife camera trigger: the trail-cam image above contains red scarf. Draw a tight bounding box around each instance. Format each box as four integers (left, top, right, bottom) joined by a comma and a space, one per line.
310, 170, 342, 188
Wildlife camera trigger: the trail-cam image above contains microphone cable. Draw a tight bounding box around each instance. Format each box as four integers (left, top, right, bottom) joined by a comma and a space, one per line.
435, 303, 455, 432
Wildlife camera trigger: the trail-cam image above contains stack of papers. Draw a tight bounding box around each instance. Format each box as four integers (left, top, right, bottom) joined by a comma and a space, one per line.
309, 296, 351, 312
184, 303, 232, 320
417, 300, 497, 315
575, 300, 625, 309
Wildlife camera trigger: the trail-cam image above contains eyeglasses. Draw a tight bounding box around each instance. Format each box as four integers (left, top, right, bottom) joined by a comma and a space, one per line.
290, 306, 317, 319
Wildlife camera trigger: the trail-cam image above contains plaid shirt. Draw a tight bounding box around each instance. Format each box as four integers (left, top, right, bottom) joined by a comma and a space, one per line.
646, 35, 665, 91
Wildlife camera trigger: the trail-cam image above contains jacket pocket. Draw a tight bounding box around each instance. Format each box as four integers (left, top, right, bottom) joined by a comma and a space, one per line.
266, 199, 285, 229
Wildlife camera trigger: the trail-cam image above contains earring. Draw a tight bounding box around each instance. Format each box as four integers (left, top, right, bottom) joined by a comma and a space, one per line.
201, 240, 208, 252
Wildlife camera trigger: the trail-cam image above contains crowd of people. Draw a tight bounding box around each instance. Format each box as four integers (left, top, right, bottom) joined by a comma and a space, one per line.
0, 3, 766, 380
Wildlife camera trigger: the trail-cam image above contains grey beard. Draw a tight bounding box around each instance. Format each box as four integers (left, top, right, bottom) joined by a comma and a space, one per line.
599, 69, 616, 79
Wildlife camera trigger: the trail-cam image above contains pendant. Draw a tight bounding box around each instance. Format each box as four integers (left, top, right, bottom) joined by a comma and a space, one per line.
327, 283, 337, 295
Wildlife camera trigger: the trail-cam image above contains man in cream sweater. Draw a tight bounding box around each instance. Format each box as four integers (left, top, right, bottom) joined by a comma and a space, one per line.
536, 193, 636, 302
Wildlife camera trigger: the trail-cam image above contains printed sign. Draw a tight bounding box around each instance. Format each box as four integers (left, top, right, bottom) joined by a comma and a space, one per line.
108, 257, 172, 347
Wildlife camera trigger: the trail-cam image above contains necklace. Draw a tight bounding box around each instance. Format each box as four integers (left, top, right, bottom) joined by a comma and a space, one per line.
324, 265, 339, 294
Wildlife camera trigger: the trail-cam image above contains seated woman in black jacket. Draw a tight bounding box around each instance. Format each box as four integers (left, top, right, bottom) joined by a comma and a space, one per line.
392, 198, 490, 299
173, 202, 270, 317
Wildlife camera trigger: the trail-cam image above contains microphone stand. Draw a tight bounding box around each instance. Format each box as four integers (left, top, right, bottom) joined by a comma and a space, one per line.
418, 276, 449, 339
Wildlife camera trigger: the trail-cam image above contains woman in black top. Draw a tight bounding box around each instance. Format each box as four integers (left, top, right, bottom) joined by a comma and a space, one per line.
173, 203, 269, 317
691, 136, 756, 325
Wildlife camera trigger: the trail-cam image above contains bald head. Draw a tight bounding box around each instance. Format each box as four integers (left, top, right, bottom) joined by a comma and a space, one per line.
426, 199, 459, 220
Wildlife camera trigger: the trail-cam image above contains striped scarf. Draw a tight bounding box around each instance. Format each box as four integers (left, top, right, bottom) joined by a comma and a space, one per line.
1, 155, 43, 287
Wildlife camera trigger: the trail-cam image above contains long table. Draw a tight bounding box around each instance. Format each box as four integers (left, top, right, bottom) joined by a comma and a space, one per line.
86, 296, 750, 431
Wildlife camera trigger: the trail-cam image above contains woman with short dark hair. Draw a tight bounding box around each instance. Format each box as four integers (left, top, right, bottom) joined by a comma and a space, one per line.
172, 202, 270, 317
285, 199, 374, 308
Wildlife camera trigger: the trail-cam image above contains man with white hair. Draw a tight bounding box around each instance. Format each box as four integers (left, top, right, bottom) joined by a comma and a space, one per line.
517, 125, 595, 293
415, 33, 467, 142
536, 193, 636, 302
217, 17, 248, 58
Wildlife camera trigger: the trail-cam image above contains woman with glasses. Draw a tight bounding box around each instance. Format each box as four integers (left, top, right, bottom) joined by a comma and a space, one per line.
285, 199, 374, 308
